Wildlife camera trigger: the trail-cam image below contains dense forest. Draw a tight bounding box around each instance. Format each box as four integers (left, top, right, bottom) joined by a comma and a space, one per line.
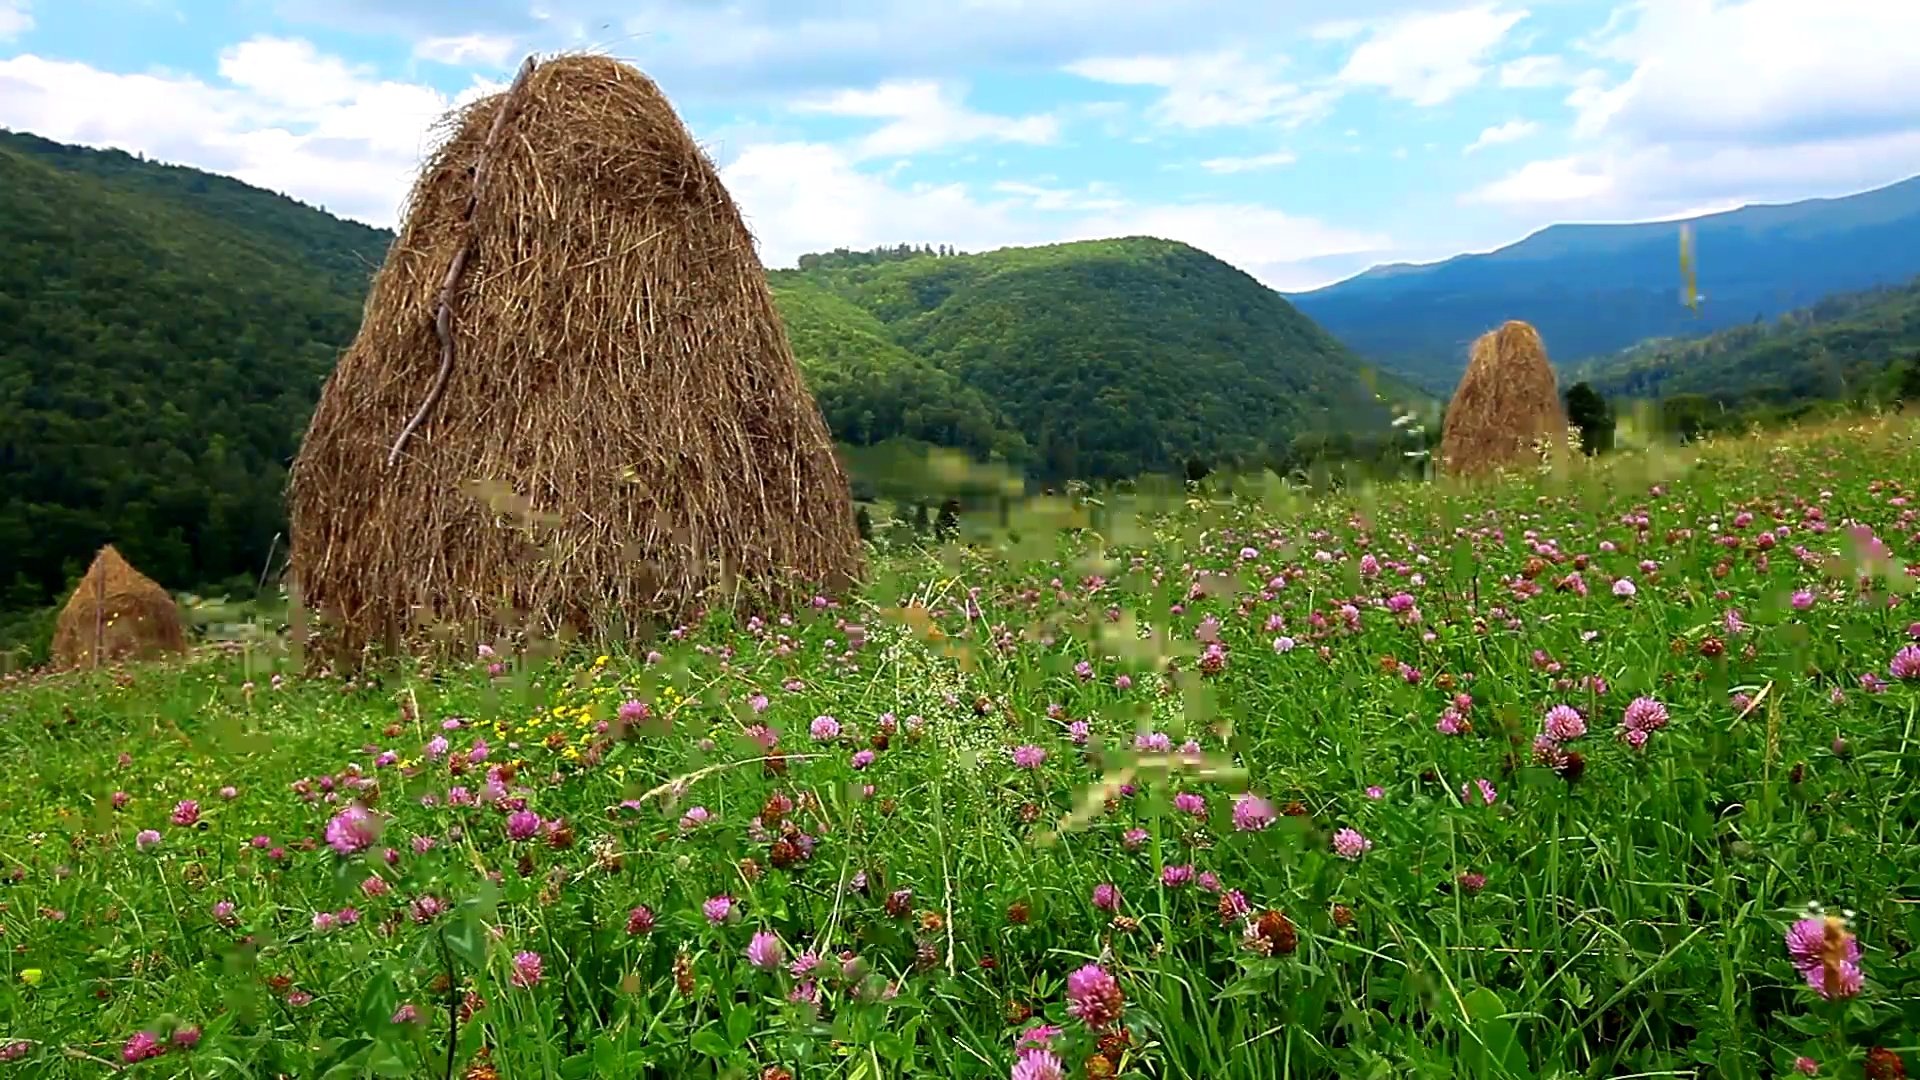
1289, 173, 1920, 392
772, 239, 1423, 482
0, 131, 1417, 621
1577, 276, 1920, 409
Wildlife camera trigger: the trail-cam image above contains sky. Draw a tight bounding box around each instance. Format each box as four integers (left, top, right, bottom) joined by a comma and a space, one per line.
2, 0, 1917, 292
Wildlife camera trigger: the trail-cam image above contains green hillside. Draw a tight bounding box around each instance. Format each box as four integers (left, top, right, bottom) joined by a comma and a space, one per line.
765, 277, 1028, 463
776, 240, 1416, 481
0, 131, 378, 611
0, 129, 1416, 619
1577, 275, 1920, 407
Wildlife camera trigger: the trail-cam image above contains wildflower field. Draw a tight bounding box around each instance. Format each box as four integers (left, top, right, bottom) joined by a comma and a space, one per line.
3, 418, 1919, 1079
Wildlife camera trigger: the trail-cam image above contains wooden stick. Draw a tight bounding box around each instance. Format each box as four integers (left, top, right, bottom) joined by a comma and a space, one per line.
386, 54, 539, 469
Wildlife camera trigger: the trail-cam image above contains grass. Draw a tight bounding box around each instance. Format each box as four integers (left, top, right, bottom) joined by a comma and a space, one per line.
1, 414, 1918, 1078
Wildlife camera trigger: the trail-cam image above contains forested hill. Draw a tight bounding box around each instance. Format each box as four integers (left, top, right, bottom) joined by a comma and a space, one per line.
0, 130, 382, 611
773, 240, 1417, 483
1287, 173, 1920, 394
1574, 275, 1920, 407
0, 129, 1413, 613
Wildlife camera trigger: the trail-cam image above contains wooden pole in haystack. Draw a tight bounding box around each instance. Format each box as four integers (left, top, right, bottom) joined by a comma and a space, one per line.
386, 54, 540, 469
91, 561, 104, 670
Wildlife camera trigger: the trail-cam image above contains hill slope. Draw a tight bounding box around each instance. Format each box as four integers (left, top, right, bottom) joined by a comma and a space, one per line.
0, 129, 1414, 614
1575, 275, 1920, 406
1287, 174, 1920, 393
0, 130, 382, 609
776, 240, 1416, 481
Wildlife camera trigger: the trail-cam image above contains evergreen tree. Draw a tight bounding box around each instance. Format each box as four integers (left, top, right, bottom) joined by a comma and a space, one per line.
1564, 381, 1615, 455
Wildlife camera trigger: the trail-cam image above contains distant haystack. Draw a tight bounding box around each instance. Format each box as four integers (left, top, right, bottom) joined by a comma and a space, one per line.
287, 53, 862, 664
1439, 320, 1570, 477
51, 545, 187, 669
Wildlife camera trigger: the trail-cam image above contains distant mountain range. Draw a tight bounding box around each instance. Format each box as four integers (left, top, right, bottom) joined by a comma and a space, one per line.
1287, 174, 1920, 394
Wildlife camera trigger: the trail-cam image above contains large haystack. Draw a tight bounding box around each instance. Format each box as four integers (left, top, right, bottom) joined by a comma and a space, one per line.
1438, 320, 1570, 477
51, 546, 188, 669
287, 53, 862, 662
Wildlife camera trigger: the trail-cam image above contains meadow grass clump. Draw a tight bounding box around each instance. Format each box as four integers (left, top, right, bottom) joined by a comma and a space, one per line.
0, 416, 1918, 1077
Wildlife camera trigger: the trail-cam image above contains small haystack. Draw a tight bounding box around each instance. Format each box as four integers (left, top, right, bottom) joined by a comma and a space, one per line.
287, 53, 862, 663
51, 546, 188, 669
1438, 320, 1570, 477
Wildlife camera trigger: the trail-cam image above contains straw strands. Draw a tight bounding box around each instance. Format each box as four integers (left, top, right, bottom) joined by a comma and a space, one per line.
287, 53, 862, 664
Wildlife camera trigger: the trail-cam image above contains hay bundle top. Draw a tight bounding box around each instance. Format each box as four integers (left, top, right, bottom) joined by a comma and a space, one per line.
52, 545, 187, 669
1438, 319, 1569, 477
288, 53, 862, 658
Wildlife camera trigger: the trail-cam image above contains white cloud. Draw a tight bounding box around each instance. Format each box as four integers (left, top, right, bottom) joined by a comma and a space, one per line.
1473, 0, 1920, 217
1463, 119, 1538, 154
414, 33, 519, 68
278, 0, 1453, 99
1197, 150, 1298, 174
1464, 155, 1614, 206
789, 80, 1058, 158
719, 138, 1387, 290
0, 33, 1389, 293
1498, 54, 1573, 88
0, 40, 498, 224
1064, 50, 1337, 130
988, 180, 1126, 212
1336, 3, 1529, 106
0, 0, 32, 41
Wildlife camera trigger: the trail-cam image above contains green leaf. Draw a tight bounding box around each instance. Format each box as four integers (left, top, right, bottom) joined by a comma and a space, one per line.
726, 1002, 755, 1047
690, 1028, 732, 1058
314, 1037, 373, 1078
441, 911, 489, 972
1458, 986, 1533, 1080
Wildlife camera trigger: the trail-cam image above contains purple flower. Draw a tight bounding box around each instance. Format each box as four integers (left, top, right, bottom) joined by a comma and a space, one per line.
1543, 705, 1586, 742
1621, 697, 1669, 733
1232, 794, 1276, 832
510, 950, 543, 988
122, 1031, 163, 1063
1017, 1024, 1062, 1051
810, 715, 842, 741
1461, 778, 1498, 807
1891, 643, 1920, 681
678, 806, 711, 831
746, 930, 784, 970
171, 800, 200, 827
1161, 864, 1195, 888
1785, 914, 1864, 1000
1091, 882, 1121, 911
851, 749, 876, 770
703, 895, 736, 925
1011, 744, 1047, 769
1012, 1049, 1067, 1080
1612, 578, 1637, 598
1332, 827, 1371, 859
135, 829, 162, 852
506, 809, 542, 841
1173, 791, 1207, 817
1064, 963, 1125, 1029
626, 906, 655, 934
324, 804, 380, 856
1067, 720, 1090, 745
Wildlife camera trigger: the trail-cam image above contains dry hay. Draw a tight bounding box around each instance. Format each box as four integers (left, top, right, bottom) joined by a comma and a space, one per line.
51, 545, 188, 669
287, 53, 863, 664
1438, 319, 1570, 478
